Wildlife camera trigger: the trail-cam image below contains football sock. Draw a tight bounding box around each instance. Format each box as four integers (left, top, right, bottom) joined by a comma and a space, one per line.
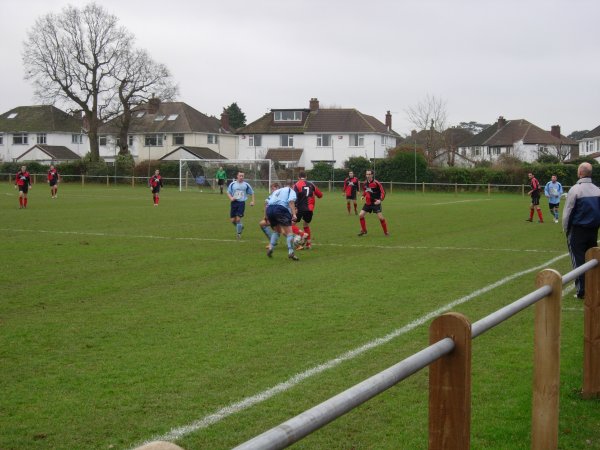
354, 204, 358, 213
537, 210, 543, 221
261, 225, 272, 238
156, 195, 159, 205
286, 234, 294, 252
303, 226, 311, 241
380, 219, 388, 234
24, 198, 28, 207
360, 217, 366, 232
236, 222, 243, 234
291, 225, 301, 235
270, 232, 279, 248
19, 197, 23, 207
347, 203, 351, 213
529, 210, 534, 220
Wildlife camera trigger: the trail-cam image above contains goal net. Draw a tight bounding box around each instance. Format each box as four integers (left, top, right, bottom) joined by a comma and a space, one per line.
178, 159, 278, 192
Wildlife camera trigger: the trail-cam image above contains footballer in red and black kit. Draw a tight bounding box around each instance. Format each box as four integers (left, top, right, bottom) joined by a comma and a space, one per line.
15, 165, 32, 209
293, 171, 323, 249
343, 171, 360, 215
149, 169, 163, 206
48, 164, 59, 198
358, 169, 389, 236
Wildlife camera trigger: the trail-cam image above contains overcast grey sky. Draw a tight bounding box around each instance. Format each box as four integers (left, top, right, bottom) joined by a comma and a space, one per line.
1, 0, 598, 136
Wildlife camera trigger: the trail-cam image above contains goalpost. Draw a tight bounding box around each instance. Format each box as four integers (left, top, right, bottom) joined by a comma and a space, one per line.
178, 159, 278, 192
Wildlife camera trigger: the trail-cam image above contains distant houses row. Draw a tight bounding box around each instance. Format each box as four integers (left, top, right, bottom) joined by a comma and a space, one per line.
1, 97, 599, 169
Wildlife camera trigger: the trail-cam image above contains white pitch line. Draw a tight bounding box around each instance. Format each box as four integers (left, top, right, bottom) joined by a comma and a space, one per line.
430, 199, 491, 206
0, 228, 564, 254
131, 252, 568, 448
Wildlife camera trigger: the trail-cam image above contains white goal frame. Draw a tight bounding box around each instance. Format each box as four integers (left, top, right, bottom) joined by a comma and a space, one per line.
178, 159, 275, 192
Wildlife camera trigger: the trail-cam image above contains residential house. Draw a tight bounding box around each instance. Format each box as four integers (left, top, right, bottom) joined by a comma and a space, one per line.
15, 145, 81, 163
578, 125, 600, 158
99, 99, 237, 162
0, 105, 88, 162
236, 98, 400, 169
458, 116, 577, 164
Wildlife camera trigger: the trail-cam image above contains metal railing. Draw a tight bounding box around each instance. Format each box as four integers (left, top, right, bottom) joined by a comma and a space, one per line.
233, 250, 600, 450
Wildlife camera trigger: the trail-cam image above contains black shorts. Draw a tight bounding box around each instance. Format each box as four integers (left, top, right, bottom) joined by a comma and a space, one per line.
18, 185, 29, 194
266, 205, 292, 227
218, 179, 225, 186
230, 201, 246, 218
362, 203, 382, 214
296, 210, 314, 223
346, 192, 357, 200
152, 186, 161, 194
530, 194, 540, 206
49, 180, 58, 187
549, 202, 559, 210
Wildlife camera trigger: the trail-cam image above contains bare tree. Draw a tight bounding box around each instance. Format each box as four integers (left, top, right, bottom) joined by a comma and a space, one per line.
405, 94, 448, 163
112, 48, 178, 154
23, 2, 132, 161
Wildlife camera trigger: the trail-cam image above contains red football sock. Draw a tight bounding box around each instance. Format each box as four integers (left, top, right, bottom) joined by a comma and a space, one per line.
19, 197, 23, 207
380, 219, 388, 234
537, 209, 543, 221
360, 217, 366, 232
346, 203, 351, 213
529, 209, 534, 220
156, 195, 159, 205
291, 225, 301, 234
303, 226, 311, 241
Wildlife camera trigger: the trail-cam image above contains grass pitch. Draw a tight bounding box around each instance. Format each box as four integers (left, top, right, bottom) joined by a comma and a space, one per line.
0, 182, 598, 449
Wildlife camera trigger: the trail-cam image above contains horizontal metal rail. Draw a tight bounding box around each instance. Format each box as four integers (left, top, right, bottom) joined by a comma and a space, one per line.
234, 257, 598, 450
233, 337, 455, 450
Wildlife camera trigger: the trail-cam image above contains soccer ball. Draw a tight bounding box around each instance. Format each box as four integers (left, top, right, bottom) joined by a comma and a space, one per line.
293, 234, 303, 246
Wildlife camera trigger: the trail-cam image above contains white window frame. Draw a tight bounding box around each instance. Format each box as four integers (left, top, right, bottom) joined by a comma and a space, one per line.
249, 135, 262, 147
173, 134, 184, 145
128, 135, 134, 147
349, 134, 364, 147
167, 114, 178, 121
274, 111, 302, 122
317, 134, 331, 147
207, 134, 219, 144
280, 135, 294, 147
37, 133, 47, 144
13, 133, 28, 145
144, 134, 164, 147
0, 134, 3, 145
154, 115, 166, 121
72, 134, 83, 144
99, 135, 107, 146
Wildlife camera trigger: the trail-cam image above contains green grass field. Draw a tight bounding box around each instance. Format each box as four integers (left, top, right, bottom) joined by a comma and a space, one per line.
1, 181, 599, 450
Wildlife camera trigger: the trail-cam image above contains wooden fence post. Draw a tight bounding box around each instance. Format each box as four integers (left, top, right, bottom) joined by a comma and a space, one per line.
429, 312, 471, 450
532, 269, 562, 449
583, 247, 600, 398
422, 182, 425, 194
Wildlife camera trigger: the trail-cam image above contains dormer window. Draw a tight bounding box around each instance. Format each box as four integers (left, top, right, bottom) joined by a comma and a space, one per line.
167, 114, 178, 121
7, 113, 17, 119
135, 112, 145, 118
154, 115, 166, 121
274, 111, 302, 122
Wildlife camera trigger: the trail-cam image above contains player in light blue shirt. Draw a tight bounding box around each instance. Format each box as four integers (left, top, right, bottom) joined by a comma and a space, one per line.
265, 180, 299, 260
544, 174, 563, 223
227, 172, 255, 239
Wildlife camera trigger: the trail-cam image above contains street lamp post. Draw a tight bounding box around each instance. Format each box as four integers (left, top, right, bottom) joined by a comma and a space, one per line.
414, 139, 417, 193
331, 136, 335, 191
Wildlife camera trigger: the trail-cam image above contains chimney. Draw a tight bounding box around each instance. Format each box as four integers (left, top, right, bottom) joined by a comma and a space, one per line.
221, 109, 230, 131
550, 125, 561, 138
309, 97, 319, 111
497, 116, 507, 128
385, 110, 392, 131
148, 97, 161, 114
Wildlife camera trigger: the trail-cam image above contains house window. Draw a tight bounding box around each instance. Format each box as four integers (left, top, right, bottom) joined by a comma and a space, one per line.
144, 134, 164, 146
207, 134, 219, 144
0, 134, 3, 145
154, 115, 166, 121
474, 147, 481, 156
13, 133, 28, 145
7, 112, 18, 119
249, 135, 262, 147
280, 135, 294, 147
173, 134, 184, 145
99, 135, 107, 146
37, 133, 47, 144
72, 134, 83, 144
349, 134, 364, 147
167, 114, 178, 121
135, 111, 145, 118
274, 111, 302, 122
317, 134, 331, 146
129, 135, 134, 147
587, 141, 594, 153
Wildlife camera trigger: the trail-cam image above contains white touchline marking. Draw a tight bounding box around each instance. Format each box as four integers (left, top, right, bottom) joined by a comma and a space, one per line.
430, 198, 492, 206
132, 253, 569, 448
0, 228, 564, 254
